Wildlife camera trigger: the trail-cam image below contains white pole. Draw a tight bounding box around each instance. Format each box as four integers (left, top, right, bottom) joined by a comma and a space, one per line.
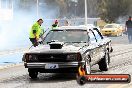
85, 0, 87, 26
37, 0, 39, 17
6, 0, 8, 9
0, 0, 1, 9
11, 0, 13, 10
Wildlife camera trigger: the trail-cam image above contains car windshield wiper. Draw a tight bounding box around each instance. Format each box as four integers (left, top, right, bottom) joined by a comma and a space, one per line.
47, 40, 59, 44
65, 41, 87, 43
46, 40, 65, 44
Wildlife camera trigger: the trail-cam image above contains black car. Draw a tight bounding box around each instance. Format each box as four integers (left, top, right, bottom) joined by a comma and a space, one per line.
23, 26, 113, 79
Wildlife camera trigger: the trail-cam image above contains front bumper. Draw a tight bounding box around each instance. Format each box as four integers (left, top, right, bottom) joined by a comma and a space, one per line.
24, 61, 85, 69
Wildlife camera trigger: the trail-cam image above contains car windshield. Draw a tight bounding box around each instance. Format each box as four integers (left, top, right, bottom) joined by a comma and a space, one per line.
43, 30, 89, 44
104, 25, 116, 28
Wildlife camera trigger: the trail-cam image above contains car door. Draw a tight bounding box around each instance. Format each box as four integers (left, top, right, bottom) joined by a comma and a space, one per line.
88, 29, 101, 65
93, 28, 106, 62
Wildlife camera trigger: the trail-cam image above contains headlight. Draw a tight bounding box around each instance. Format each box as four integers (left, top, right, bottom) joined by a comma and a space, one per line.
25, 54, 38, 62
67, 54, 77, 61
25, 54, 29, 62
67, 53, 82, 61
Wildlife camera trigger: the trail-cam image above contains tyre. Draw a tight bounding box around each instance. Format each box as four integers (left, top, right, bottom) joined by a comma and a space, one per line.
98, 51, 109, 71
28, 69, 38, 79
77, 76, 86, 85
110, 47, 113, 53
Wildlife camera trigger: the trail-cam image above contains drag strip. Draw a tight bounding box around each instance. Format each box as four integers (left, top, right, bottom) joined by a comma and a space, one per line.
0, 44, 131, 88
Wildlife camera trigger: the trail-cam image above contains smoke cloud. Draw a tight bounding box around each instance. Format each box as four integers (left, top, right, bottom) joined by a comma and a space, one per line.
0, 0, 58, 51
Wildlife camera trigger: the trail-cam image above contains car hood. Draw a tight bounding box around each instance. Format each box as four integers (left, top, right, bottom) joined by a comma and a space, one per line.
27, 44, 85, 54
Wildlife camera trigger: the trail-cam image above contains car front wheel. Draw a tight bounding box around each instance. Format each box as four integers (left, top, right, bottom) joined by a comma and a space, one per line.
77, 76, 86, 85
28, 69, 38, 79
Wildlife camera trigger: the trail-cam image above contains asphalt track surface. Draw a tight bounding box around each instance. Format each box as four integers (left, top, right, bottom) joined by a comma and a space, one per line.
0, 34, 132, 88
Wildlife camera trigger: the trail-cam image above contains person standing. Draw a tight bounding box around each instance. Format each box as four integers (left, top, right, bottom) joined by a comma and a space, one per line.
64, 20, 69, 26
52, 20, 59, 29
126, 16, 132, 44
29, 19, 43, 47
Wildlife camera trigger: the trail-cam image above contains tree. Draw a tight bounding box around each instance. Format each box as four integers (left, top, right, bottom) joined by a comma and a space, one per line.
18, 0, 36, 10
98, 0, 132, 23
55, 0, 68, 18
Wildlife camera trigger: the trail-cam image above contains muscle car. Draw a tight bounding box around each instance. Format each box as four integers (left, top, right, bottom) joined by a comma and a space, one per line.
23, 26, 113, 79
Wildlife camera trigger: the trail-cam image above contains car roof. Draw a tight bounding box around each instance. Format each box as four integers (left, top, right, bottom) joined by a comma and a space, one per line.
54, 26, 93, 31
104, 24, 120, 27
105, 23, 119, 26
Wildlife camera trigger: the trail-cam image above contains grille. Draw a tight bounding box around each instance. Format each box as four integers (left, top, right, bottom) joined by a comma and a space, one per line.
38, 54, 67, 62
105, 31, 111, 32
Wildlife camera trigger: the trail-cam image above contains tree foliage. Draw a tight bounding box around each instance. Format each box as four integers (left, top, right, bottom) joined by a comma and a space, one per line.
18, 0, 132, 22
98, 0, 132, 23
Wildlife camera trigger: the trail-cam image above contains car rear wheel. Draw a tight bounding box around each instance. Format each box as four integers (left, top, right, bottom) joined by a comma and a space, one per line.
28, 69, 38, 79
110, 47, 113, 53
98, 51, 109, 71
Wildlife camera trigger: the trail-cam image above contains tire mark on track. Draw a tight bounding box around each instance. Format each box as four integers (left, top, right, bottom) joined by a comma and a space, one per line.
111, 48, 132, 57
109, 58, 132, 70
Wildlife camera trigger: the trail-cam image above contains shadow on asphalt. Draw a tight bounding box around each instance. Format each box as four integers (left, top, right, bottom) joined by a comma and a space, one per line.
29, 73, 76, 83
29, 69, 102, 83
0, 66, 102, 83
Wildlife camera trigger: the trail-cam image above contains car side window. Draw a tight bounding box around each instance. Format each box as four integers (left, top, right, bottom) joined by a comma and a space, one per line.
89, 30, 97, 43
93, 30, 102, 42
